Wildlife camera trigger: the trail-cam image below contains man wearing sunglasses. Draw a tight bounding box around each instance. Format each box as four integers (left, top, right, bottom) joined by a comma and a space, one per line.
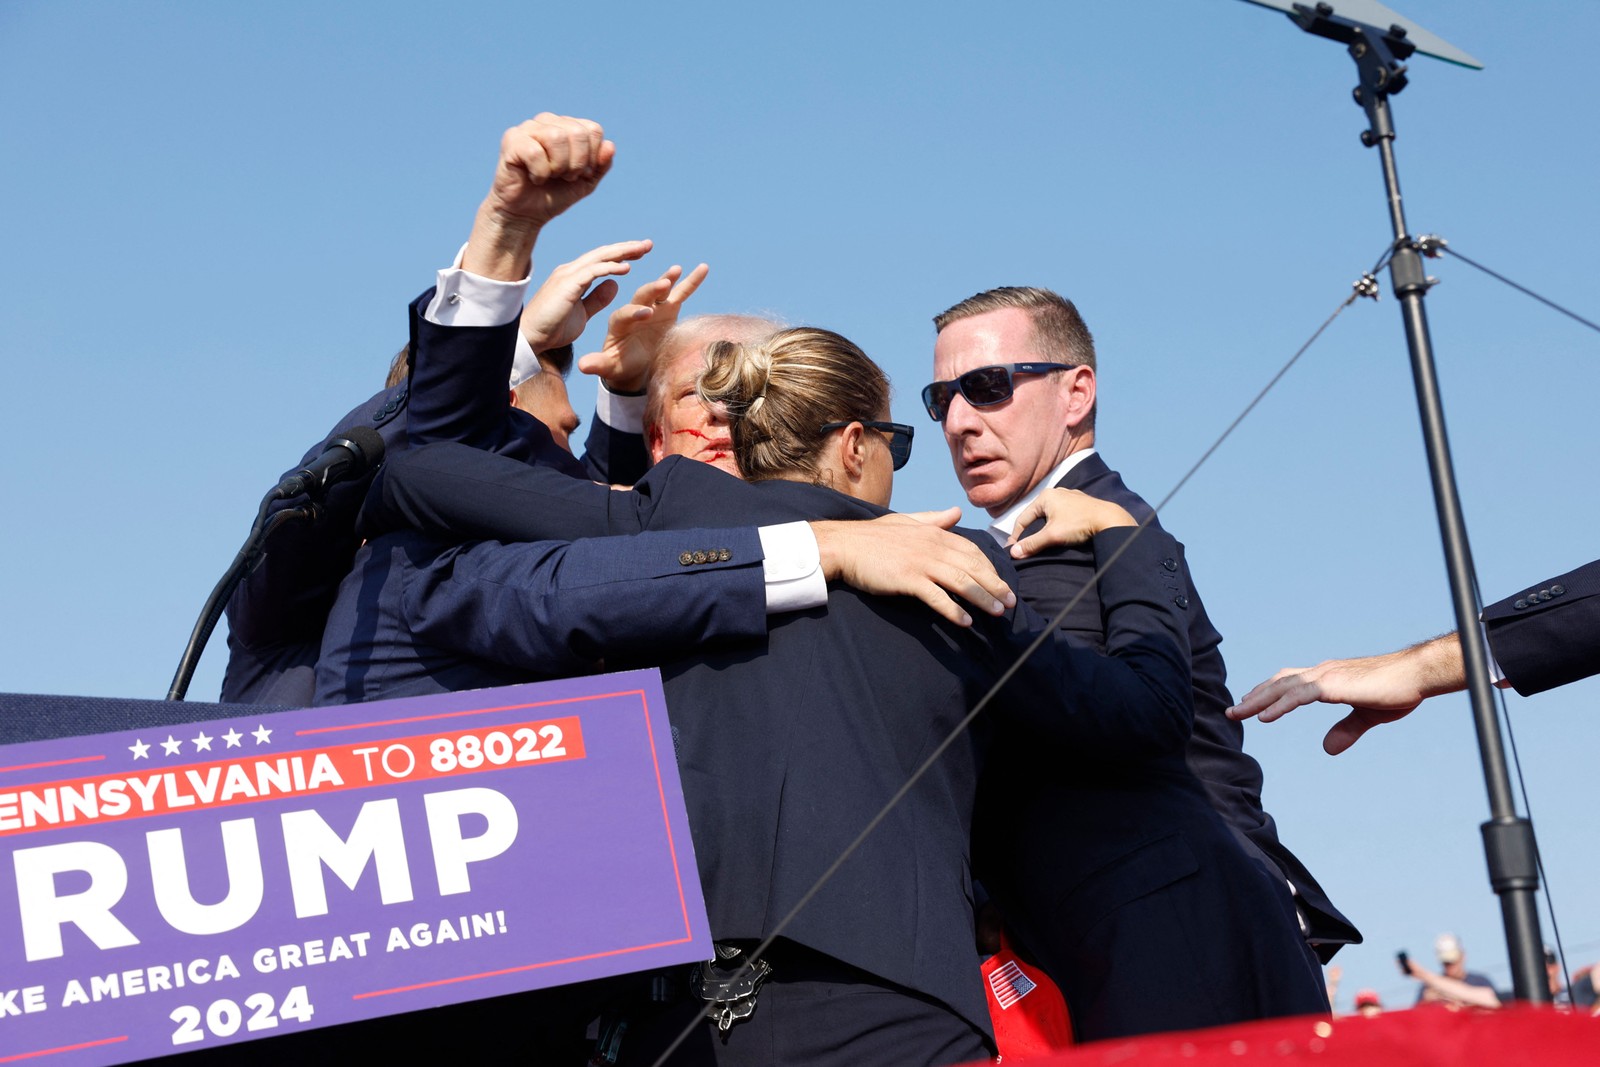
927, 286, 1349, 1039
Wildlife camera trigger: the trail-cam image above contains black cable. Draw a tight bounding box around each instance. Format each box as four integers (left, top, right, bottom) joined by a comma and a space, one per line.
1436, 246, 1600, 336
1371, 238, 1402, 277
647, 281, 1371, 1066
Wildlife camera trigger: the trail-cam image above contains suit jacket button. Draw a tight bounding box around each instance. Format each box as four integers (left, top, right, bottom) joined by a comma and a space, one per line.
1162, 558, 1178, 572
1552, 584, 1565, 596
1173, 595, 1189, 610
693, 550, 708, 564
679, 552, 694, 566
718, 549, 731, 561
1514, 598, 1528, 610
1538, 590, 1552, 602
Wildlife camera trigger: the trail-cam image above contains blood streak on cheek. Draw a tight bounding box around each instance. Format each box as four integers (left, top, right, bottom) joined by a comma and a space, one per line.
673, 428, 712, 441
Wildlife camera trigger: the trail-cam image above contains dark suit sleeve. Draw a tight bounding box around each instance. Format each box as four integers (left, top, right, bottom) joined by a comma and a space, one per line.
373, 441, 645, 542
580, 412, 650, 486
401, 527, 768, 670
995, 525, 1194, 760
403, 290, 519, 452
1483, 560, 1600, 696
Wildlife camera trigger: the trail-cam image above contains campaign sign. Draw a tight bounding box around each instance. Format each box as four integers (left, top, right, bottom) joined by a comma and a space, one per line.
0, 672, 710, 1063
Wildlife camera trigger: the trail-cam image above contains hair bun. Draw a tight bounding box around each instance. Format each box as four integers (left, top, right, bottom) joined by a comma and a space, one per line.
699, 339, 772, 420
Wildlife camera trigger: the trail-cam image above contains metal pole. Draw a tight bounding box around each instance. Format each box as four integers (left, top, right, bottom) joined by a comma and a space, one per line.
1354, 44, 1549, 1004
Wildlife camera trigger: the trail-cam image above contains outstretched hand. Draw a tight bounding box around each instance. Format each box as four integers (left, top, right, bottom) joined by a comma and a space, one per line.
1006, 487, 1137, 558
1226, 641, 1459, 754
812, 508, 1016, 628
519, 239, 654, 352
577, 262, 710, 393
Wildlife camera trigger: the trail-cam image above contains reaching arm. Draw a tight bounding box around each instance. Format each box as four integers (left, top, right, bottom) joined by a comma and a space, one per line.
1227, 636, 1467, 755
401, 510, 1017, 676
377, 441, 630, 542
812, 508, 1015, 627
1229, 560, 1600, 753
1406, 958, 1502, 1010
374, 445, 1016, 624
401, 527, 769, 673
460, 114, 614, 282
407, 116, 621, 456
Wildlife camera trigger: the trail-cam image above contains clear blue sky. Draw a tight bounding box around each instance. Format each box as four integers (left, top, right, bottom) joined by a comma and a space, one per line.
4, 0, 1598, 1014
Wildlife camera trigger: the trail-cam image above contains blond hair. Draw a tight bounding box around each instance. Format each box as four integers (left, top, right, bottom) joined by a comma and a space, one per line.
697, 327, 889, 483
644, 314, 780, 434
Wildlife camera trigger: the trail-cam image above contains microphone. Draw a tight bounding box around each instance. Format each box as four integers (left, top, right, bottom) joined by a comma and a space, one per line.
272, 426, 386, 500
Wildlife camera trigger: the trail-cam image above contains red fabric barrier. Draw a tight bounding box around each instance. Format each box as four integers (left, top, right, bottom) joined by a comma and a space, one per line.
975, 1004, 1599, 1065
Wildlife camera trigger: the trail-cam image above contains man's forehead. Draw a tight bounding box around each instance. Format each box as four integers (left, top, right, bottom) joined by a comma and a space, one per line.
933, 307, 1041, 372
666, 344, 708, 386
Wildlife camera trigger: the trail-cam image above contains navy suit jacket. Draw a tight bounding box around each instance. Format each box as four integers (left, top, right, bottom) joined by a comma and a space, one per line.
365, 446, 1202, 1038
1011, 453, 1360, 961
220, 290, 647, 706
923, 454, 1329, 1039
1483, 559, 1600, 696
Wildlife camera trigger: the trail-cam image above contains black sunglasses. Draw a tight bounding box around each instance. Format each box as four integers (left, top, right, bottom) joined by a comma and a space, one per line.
920, 362, 1074, 422
820, 420, 915, 470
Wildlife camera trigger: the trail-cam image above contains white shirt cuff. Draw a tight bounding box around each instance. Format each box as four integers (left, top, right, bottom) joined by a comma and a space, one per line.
509, 331, 541, 389
1478, 621, 1507, 686
759, 521, 826, 614
596, 380, 647, 435
425, 242, 529, 327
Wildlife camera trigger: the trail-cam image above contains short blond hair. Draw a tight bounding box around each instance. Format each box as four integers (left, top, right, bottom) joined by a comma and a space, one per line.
934, 287, 1097, 430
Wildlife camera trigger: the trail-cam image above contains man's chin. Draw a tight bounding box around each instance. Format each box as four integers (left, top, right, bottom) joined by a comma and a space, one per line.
959, 475, 1013, 513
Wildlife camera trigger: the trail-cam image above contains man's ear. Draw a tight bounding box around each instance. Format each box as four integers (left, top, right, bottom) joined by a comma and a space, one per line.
647, 424, 667, 464
1063, 366, 1096, 429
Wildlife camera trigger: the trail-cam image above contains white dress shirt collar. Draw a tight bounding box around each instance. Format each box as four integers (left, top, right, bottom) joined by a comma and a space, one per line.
985, 447, 1098, 546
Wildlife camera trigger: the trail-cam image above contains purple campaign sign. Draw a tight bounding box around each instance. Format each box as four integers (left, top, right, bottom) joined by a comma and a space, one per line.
0, 670, 710, 1064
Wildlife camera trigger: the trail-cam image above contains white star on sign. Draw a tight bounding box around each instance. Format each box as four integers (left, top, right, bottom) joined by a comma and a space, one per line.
129, 739, 150, 760
192, 731, 213, 752
223, 728, 243, 748
161, 735, 183, 756
252, 724, 273, 745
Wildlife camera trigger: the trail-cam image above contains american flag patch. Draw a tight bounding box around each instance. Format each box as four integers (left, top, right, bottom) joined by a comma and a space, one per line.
988, 959, 1037, 1009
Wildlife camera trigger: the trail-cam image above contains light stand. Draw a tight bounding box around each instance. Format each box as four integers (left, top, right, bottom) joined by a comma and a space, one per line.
1261, 1, 1549, 1002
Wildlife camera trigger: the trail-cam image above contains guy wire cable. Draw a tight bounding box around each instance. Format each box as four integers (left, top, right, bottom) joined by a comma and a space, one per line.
1427, 241, 1600, 337
647, 262, 1382, 1066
